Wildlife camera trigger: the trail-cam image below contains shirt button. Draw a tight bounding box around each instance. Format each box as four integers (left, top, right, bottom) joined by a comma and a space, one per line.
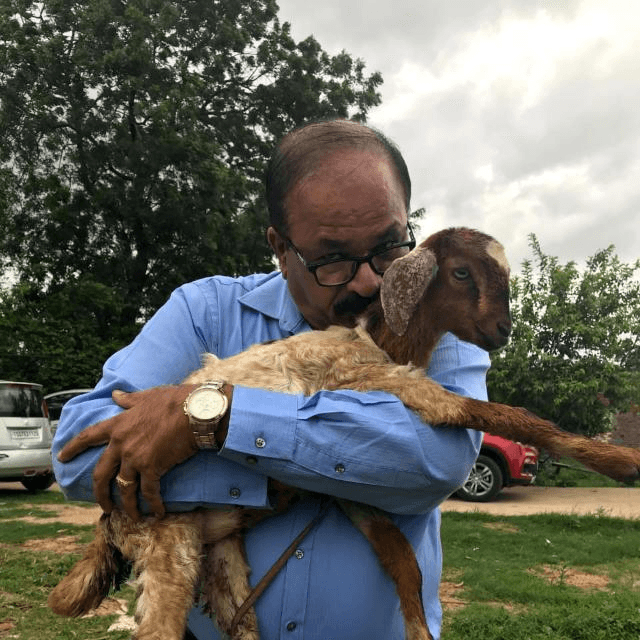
294, 548, 304, 559
286, 622, 296, 631
246, 456, 258, 465
255, 437, 266, 448
335, 463, 345, 473
229, 487, 241, 498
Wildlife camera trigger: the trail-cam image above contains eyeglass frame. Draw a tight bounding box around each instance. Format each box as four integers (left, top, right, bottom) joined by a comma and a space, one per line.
281, 222, 417, 287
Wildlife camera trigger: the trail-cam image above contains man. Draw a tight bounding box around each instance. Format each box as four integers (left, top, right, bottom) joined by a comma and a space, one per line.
53, 119, 489, 639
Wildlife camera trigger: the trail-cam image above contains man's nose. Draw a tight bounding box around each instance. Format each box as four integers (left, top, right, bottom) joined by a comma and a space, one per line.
346, 261, 382, 298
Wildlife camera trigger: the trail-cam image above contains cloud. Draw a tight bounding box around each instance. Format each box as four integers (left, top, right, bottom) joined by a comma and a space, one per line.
276, 0, 639, 268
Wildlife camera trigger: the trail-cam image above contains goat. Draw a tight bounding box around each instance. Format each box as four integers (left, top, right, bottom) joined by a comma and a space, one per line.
49, 227, 640, 640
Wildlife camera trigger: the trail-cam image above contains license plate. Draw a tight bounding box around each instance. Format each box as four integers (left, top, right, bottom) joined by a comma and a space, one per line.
10, 429, 39, 441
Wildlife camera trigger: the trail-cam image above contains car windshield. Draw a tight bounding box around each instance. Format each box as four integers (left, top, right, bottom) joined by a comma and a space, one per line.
45, 390, 90, 420
0, 384, 45, 418
48, 404, 64, 421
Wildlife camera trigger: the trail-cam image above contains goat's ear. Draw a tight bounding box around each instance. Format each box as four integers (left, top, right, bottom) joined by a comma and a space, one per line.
381, 247, 438, 336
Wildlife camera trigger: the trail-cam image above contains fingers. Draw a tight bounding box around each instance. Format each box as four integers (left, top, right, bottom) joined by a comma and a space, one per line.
117, 465, 141, 521
92, 446, 121, 514
61, 385, 190, 521
140, 473, 165, 519
112, 389, 136, 409
57, 422, 111, 462
93, 448, 164, 521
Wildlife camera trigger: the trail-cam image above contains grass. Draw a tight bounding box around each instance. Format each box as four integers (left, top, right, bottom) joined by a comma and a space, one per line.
534, 455, 623, 488
1, 487, 639, 639
440, 511, 640, 639
0, 489, 96, 545
0, 487, 136, 640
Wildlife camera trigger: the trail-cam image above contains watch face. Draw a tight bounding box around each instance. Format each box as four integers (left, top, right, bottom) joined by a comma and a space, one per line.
190, 388, 226, 421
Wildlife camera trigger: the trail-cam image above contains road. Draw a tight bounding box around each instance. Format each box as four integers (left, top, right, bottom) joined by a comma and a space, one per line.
442, 485, 640, 519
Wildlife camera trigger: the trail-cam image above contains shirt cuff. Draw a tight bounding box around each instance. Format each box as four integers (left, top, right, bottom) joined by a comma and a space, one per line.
221, 386, 299, 464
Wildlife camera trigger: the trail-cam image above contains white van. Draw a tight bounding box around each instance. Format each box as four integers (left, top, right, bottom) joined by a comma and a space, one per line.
44, 388, 92, 437
0, 380, 55, 491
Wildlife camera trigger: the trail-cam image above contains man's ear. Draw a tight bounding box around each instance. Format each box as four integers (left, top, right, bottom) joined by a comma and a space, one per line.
266, 226, 288, 278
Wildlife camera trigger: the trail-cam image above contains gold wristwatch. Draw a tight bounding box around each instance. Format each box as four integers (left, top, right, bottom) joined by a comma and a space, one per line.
183, 381, 229, 450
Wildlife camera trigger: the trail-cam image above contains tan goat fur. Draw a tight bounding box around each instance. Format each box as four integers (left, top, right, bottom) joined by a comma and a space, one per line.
49, 228, 640, 640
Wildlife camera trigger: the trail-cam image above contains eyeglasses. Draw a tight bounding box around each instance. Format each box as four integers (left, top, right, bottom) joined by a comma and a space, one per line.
284, 223, 416, 287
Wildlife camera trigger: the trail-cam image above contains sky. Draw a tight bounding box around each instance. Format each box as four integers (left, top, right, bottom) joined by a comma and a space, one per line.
276, 0, 640, 271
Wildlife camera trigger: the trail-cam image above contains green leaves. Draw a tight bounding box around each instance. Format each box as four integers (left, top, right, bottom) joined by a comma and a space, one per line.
489, 235, 640, 437
0, 0, 381, 389
0, 278, 138, 389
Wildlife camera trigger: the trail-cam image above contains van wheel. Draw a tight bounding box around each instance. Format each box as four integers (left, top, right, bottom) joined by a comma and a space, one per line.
22, 472, 55, 493
455, 455, 503, 502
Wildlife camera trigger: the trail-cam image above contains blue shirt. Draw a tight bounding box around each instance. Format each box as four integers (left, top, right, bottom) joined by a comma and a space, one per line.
53, 271, 488, 640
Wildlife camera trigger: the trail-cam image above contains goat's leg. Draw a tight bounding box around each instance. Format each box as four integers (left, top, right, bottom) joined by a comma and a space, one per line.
48, 513, 126, 616
201, 534, 259, 640
338, 369, 640, 483
459, 397, 640, 482
336, 499, 432, 640
115, 515, 203, 640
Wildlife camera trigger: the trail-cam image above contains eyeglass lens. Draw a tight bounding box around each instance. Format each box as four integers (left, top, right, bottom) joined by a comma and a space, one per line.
314, 244, 412, 286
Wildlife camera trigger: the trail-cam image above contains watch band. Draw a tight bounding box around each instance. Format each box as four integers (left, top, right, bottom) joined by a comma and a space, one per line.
192, 420, 219, 450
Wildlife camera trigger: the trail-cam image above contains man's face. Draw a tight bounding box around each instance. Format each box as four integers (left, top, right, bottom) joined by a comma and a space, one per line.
268, 148, 409, 330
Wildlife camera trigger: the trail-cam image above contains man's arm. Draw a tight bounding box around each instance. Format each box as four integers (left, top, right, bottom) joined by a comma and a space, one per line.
52, 281, 270, 517
55, 278, 487, 518
218, 333, 487, 515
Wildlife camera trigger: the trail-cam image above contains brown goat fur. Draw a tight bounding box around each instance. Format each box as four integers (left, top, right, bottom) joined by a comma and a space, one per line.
49, 228, 640, 640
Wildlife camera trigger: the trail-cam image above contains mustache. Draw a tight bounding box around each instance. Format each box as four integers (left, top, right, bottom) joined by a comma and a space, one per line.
333, 292, 379, 318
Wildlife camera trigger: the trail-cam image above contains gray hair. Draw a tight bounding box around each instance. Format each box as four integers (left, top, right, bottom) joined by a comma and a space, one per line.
265, 119, 411, 234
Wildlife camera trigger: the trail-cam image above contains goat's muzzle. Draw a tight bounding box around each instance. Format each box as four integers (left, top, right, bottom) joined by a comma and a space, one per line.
475, 318, 512, 351
497, 319, 512, 340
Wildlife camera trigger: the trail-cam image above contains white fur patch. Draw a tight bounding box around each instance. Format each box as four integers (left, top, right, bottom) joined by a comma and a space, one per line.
486, 240, 510, 276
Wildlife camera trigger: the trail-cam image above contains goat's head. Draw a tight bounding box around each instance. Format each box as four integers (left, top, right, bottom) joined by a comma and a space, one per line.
365, 227, 512, 366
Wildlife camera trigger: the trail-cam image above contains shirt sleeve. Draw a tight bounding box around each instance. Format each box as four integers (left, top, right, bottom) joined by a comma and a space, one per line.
53, 276, 488, 515
52, 281, 271, 510
220, 333, 488, 515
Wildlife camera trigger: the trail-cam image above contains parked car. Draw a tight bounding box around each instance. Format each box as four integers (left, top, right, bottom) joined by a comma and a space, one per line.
44, 388, 92, 436
0, 380, 55, 492
455, 434, 538, 502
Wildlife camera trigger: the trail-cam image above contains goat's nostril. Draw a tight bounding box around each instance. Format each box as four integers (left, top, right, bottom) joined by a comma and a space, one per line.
497, 321, 512, 338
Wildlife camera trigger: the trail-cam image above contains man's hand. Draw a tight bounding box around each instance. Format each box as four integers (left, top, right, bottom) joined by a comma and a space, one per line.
57, 385, 200, 520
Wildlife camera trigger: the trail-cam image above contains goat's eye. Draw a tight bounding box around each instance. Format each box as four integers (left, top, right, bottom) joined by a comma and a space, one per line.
453, 268, 470, 280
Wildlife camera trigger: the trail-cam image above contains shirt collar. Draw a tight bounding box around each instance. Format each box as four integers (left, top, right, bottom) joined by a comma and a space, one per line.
239, 272, 310, 335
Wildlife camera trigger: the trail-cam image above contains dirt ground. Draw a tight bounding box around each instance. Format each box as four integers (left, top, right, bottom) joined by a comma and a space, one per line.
442, 485, 640, 519
2, 483, 638, 524
2, 482, 637, 620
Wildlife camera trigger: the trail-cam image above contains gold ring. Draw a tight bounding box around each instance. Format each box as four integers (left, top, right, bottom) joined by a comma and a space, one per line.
115, 475, 134, 488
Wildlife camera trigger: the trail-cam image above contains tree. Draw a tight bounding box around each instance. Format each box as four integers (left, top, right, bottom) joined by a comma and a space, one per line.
0, 279, 133, 388
488, 235, 640, 437
0, 0, 382, 389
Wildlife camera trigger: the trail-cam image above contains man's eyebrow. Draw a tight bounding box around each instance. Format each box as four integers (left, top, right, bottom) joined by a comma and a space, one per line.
375, 226, 405, 245
315, 238, 350, 252
315, 226, 404, 256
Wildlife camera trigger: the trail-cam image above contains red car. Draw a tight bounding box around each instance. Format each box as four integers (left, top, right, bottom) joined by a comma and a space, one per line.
455, 434, 538, 502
